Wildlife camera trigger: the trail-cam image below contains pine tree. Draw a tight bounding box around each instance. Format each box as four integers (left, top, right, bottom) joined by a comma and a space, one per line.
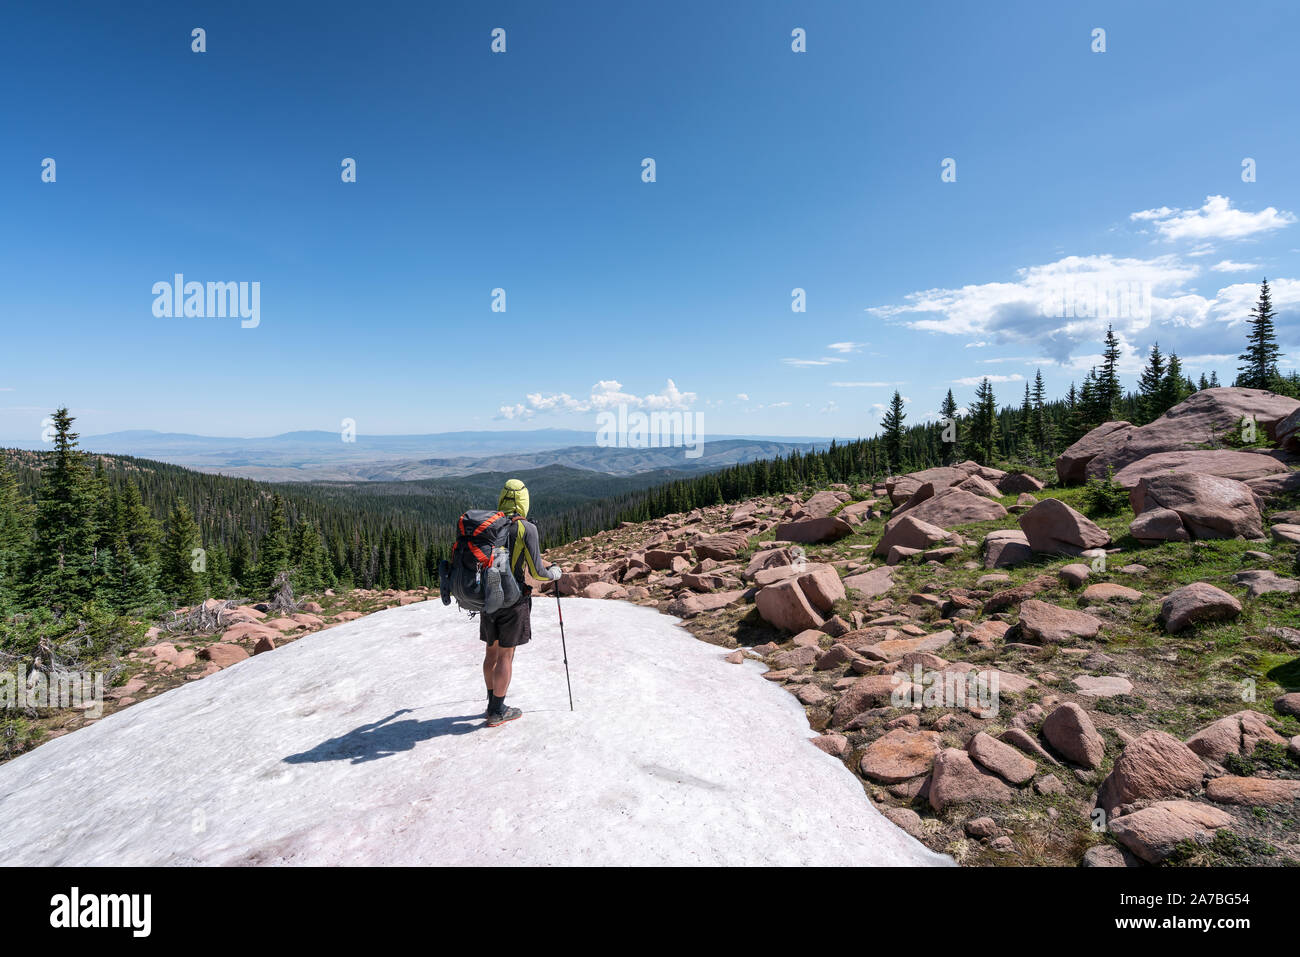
230, 534, 252, 590
1160, 351, 1191, 412
1031, 369, 1050, 455
1136, 342, 1166, 424
881, 391, 906, 472
1236, 278, 1282, 390
254, 495, 291, 594
290, 520, 325, 594
1097, 325, 1123, 417
969, 378, 1000, 465
158, 501, 202, 604
938, 389, 960, 463
21, 409, 101, 610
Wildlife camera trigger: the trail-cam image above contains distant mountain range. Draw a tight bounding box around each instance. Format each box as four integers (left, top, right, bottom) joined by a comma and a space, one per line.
2, 428, 842, 482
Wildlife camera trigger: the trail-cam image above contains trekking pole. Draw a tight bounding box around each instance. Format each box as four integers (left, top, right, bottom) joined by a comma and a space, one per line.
554, 589, 574, 711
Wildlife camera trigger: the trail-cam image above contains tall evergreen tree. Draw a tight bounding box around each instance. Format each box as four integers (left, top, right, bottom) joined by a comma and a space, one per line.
21, 409, 100, 610
880, 391, 906, 472
1160, 351, 1191, 411
1097, 324, 1124, 417
969, 378, 1000, 464
158, 501, 202, 604
1136, 341, 1166, 424
1236, 278, 1282, 389
938, 389, 960, 463
254, 495, 291, 593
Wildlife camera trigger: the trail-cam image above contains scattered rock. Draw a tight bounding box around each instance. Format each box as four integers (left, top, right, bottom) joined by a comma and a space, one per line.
1158, 582, 1242, 633
1096, 731, 1207, 814
1109, 800, 1235, 864
1041, 702, 1106, 769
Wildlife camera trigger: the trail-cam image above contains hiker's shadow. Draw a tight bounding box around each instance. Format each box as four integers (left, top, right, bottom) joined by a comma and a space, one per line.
283, 708, 480, 766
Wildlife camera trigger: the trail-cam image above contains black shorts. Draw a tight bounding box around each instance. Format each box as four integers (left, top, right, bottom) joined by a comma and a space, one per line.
480, 593, 532, 648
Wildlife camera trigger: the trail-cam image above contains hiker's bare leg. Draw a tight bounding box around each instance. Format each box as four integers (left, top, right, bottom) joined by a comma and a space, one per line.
483, 644, 498, 694
491, 645, 516, 698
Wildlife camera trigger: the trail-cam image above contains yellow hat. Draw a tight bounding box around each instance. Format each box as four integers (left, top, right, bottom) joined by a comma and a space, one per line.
498, 478, 529, 518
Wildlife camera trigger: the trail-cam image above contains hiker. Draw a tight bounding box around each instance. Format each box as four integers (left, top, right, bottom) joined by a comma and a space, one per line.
481, 478, 562, 727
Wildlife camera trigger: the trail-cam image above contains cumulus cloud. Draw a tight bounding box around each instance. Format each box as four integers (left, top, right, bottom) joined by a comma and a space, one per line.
1211, 260, 1262, 273
825, 341, 868, 353
498, 379, 697, 420
868, 252, 1299, 365
1129, 195, 1295, 242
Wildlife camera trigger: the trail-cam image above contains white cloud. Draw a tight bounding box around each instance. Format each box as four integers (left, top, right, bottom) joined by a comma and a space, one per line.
498, 379, 697, 420
825, 341, 867, 353
782, 357, 848, 367
1130, 195, 1295, 242
736, 393, 749, 401
868, 252, 1300, 365
952, 374, 1024, 386
829, 381, 902, 388
1210, 259, 1262, 273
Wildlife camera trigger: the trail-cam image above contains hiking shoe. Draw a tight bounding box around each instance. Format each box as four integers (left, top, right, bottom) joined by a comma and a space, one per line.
486, 706, 522, 727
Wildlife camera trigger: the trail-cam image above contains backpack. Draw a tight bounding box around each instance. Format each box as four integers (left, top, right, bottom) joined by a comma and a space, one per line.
438, 509, 521, 614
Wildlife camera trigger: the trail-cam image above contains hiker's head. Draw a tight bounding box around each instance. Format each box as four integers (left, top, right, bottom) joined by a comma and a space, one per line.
498, 478, 529, 518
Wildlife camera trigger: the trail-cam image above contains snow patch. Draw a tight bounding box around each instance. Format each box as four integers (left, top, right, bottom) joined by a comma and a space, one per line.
0, 599, 951, 866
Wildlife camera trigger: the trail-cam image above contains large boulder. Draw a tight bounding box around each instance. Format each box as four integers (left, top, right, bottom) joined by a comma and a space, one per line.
873, 514, 953, 557
997, 472, 1045, 495
1158, 582, 1242, 633
744, 546, 792, 580
957, 474, 1002, 499
842, 566, 895, 598
774, 516, 854, 544
1083, 388, 1300, 481
1017, 497, 1111, 555
800, 490, 849, 518
1109, 801, 1235, 864
983, 529, 1032, 568
754, 578, 824, 633
1017, 599, 1103, 644
967, 731, 1036, 785
1056, 420, 1135, 484
928, 748, 1014, 812
1129, 473, 1264, 540
1112, 449, 1291, 489
1041, 702, 1105, 769
796, 564, 846, 613
832, 674, 917, 726
1247, 470, 1300, 503
1129, 506, 1191, 544
1096, 731, 1207, 814
886, 467, 968, 505
1185, 710, 1288, 764
884, 487, 1007, 534
693, 531, 750, 561
859, 729, 943, 783
1277, 407, 1300, 453
1204, 776, 1300, 805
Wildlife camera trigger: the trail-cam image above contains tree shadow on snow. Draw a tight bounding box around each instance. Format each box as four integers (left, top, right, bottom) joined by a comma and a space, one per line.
283, 708, 481, 766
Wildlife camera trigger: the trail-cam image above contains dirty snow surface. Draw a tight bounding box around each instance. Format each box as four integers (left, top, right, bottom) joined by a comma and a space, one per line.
0, 599, 951, 866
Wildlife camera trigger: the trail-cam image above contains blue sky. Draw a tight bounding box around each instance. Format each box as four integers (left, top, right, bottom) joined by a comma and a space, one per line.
2, 0, 1298, 443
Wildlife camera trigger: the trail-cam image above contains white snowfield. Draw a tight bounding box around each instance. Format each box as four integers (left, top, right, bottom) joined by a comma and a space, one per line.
0, 598, 951, 866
